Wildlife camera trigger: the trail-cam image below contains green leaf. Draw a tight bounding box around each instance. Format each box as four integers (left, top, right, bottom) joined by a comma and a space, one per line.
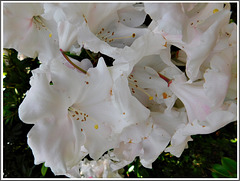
41, 163, 48, 177
139, 167, 150, 178
221, 157, 237, 175
212, 164, 231, 178
211, 171, 223, 178
230, 138, 237, 143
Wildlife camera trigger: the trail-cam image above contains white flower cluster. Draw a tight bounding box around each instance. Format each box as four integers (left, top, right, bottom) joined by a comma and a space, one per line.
3, 2, 237, 178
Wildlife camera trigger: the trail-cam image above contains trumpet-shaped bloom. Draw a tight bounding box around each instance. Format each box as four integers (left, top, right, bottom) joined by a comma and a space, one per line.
111, 51, 185, 168
42, 3, 148, 59
18, 56, 136, 175
3, 3, 59, 62
145, 3, 232, 82
164, 48, 237, 157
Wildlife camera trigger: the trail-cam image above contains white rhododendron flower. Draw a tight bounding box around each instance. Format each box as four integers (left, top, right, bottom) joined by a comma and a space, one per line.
18, 55, 132, 174
44, 3, 148, 58
2, 2, 236, 178
3, 3, 59, 62
145, 3, 232, 82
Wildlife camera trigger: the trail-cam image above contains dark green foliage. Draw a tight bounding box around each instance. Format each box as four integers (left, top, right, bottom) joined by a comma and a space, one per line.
3, 49, 64, 178
211, 157, 237, 178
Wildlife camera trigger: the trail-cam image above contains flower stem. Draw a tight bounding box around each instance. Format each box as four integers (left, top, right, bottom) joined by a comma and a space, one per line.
60, 49, 87, 74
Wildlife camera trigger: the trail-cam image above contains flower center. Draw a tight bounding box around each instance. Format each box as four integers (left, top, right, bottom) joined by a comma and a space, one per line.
127, 68, 173, 108
68, 106, 99, 131
82, 14, 136, 46
32, 15, 52, 38
128, 74, 153, 101
96, 28, 136, 43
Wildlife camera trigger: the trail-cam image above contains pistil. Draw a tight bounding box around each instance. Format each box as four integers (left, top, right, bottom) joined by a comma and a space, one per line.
158, 72, 172, 87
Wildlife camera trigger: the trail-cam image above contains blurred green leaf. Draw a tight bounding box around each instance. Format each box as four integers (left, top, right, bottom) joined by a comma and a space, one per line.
211, 157, 237, 178
230, 138, 237, 143
211, 164, 231, 177
41, 163, 48, 177
221, 157, 237, 175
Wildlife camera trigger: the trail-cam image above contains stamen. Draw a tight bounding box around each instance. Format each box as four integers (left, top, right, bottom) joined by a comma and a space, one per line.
60, 49, 87, 74
162, 92, 168, 99
83, 14, 87, 23
94, 124, 99, 129
97, 31, 136, 43
213, 9, 219, 13
33, 16, 53, 38
109, 33, 136, 41
129, 81, 153, 100
69, 106, 100, 130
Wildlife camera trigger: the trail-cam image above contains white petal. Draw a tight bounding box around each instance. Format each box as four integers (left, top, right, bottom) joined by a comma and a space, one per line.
114, 142, 144, 162
164, 135, 193, 157
82, 120, 118, 160
27, 114, 85, 175
181, 101, 237, 135
112, 74, 150, 128
203, 48, 233, 107
140, 126, 170, 168
117, 4, 146, 27
18, 65, 65, 124
144, 3, 188, 40
58, 21, 79, 51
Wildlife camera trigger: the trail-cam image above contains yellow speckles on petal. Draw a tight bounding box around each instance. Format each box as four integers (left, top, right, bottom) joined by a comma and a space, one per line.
149, 96, 153, 100
94, 124, 99, 129
213, 9, 219, 13
49, 33, 52, 38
